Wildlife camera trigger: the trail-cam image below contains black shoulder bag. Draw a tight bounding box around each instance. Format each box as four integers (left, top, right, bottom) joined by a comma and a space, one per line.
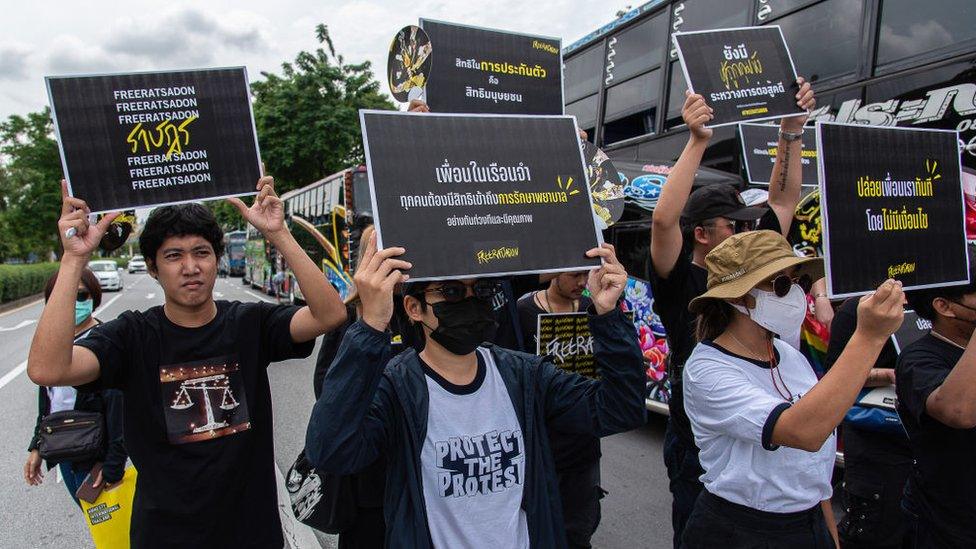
36, 410, 105, 462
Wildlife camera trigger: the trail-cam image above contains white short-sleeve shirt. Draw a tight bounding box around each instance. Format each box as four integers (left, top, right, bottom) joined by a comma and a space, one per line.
683, 339, 836, 513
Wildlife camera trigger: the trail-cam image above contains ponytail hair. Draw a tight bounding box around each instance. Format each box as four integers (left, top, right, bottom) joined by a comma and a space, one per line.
695, 299, 735, 342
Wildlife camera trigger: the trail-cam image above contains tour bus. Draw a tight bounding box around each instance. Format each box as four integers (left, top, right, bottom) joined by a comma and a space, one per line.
224, 230, 247, 277
245, 165, 372, 303
564, 0, 976, 414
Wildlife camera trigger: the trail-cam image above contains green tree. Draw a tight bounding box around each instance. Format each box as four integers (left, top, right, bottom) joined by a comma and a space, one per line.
252, 23, 394, 195
0, 108, 63, 261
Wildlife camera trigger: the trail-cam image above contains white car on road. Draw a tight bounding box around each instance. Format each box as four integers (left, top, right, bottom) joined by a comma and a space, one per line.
128, 255, 147, 273
89, 260, 122, 291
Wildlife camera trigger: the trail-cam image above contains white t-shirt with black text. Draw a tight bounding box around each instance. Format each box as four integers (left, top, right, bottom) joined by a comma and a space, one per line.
683, 339, 836, 513
420, 347, 529, 548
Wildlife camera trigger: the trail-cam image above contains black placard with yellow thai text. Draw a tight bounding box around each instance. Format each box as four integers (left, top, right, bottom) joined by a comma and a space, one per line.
419, 19, 563, 115
360, 111, 601, 281
817, 122, 968, 297
47, 67, 261, 213
673, 26, 804, 128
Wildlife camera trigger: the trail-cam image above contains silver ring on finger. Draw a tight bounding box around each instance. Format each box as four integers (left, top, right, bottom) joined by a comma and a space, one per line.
64, 227, 77, 239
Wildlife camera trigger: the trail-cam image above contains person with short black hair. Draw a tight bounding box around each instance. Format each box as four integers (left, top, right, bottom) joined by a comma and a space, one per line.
28, 178, 348, 548
305, 235, 645, 547
897, 247, 976, 548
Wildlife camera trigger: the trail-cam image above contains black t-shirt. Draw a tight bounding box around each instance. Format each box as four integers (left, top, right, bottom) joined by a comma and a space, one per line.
896, 333, 976, 545
649, 210, 780, 443
490, 275, 547, 350
76, 301, 313, 549
515, 291, 599, 471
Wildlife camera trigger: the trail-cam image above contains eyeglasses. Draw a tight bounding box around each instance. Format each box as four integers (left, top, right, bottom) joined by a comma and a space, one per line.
767, 273, 814, 297
424, 280, 503, 303
701, 219, 756, 234
77, 290, 91, 302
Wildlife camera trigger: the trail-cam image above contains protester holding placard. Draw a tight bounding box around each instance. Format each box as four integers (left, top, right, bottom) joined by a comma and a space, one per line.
648, 80, 814, 548
824, 298, 911, 549
305, 235, 644, 548
681, 230, 904, 548
516, 272, 601, 548
897, 253, 976, 548
27, 177, 348, 548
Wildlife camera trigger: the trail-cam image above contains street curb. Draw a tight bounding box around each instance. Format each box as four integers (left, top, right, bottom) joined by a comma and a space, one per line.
0, 294, 43, 316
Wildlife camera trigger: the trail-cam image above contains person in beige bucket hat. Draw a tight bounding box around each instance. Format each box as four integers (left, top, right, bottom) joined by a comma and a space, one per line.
679, 230, 908, 549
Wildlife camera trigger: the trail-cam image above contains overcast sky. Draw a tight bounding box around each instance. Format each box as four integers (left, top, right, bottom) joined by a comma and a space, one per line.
0, 0, 630, 119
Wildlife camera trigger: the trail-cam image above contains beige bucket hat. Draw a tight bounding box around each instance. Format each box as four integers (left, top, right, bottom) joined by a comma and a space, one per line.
688, 230, 824, 313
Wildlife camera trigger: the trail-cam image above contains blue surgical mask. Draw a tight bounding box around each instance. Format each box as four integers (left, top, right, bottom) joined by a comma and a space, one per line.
75, 299, 93, 325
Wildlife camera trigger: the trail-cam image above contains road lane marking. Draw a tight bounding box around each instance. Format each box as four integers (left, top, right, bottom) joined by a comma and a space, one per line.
0, 319, 36, 332
0, 360, 27, 390
96, 293, 123, 314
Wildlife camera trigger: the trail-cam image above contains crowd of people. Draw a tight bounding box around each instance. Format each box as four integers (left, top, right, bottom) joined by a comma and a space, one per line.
20, 81, 976, 549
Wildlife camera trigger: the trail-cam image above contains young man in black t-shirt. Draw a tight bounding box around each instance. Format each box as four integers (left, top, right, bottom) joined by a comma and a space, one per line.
898, 257, 976, 548
28, 178, 348, 548
648, 81, 816, 547
516, 271, 599, 548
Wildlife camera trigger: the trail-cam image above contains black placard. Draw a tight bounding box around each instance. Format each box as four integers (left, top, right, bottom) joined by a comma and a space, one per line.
891, 310, 932, 354
419, 19, 563, 115
738, 123, 818, 186
818, 122, 969, 297
47, 67, 261, 213
672, 26, 804, 128
537, 312, 599, 378
360, 111, 601, 280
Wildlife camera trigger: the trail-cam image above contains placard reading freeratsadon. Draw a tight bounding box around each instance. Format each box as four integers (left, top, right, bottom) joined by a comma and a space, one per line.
738, 123, 818, 186
673, 26, 804, 128
536, 311, 635, 378
419, 19, 563, 115
818, 122, 969, 297
47, 67, 261, 213
360, 111, 602, 280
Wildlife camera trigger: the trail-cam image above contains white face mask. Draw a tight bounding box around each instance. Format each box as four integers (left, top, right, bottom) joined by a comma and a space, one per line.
732, 284, 807, 350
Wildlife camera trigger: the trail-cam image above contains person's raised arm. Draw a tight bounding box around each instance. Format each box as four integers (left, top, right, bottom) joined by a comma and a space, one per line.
772, 280, 904, 451
923, 330, 976, 428
229, 176, 347, 343
650, 91, 713, 278
542, 244, 645, 435
767, 77, 815, 235
305, 233, 411, 472
27, 181, 119, 387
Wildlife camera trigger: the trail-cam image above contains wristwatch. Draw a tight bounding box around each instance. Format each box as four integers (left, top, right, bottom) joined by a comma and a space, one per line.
779, 129, 804, 142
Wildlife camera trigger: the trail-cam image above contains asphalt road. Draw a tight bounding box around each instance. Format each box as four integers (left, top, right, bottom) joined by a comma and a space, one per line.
0, 273, 674, 548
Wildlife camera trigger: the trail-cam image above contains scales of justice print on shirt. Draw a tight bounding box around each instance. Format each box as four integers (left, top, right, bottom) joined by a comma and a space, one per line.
159, 355, 251, 444
433, 429, 525, 498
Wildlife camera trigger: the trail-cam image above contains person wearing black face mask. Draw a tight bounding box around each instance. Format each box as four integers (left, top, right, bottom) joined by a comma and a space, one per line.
898, 251, 976, 548
304, 234, 645, 548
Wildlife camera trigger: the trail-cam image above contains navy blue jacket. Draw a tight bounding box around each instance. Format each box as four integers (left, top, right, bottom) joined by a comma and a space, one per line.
305, 307, 645, 548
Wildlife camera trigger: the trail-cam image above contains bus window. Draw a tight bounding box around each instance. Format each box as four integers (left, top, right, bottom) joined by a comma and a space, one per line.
603, 69, 661, 145
567, 94, 598, 139
876, 0, 976, 71
665, 60, 687, 131
565, 44, 604, 103
669, 0, 752, 60
606, 12, 668, 85
351, 170, 372, 217
609, 222, 652, 281
755, 0, 820, 23
774, 0, 862, 85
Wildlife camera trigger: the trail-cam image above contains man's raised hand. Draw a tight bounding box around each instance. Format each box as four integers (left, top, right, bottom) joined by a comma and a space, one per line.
354, 232, 411, 331
228, 176, 285, 236
58, 179, 120, 260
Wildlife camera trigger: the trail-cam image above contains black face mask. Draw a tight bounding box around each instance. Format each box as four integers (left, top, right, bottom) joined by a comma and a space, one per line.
426, 297, 498, 355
